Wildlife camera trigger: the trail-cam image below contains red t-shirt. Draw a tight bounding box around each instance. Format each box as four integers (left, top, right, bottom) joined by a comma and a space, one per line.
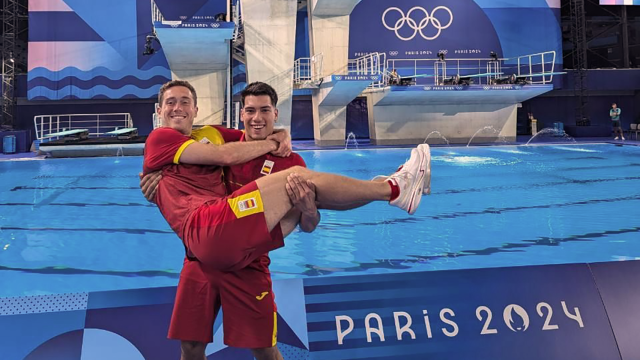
224, 133, 306, 194
143, 126, 243, 239
222, 133, 306, 271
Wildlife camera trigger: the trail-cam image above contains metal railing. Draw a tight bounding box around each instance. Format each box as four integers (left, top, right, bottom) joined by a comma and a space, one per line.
385, 51, 559, 86
151, 0, 164, 23
514, 51, 557, 84
294, 52, 387, 87
293, 53, 324, 85
348, 52, 387, 87
153, 104, 160, 129
34, 113, 133, 140
232, 1, 243, 42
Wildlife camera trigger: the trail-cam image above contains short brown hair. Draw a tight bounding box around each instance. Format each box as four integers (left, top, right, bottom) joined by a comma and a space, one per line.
158, 80, 197, 106
241, 81, 278, 108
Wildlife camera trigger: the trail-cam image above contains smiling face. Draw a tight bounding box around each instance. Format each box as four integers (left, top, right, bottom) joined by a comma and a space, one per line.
241, 95, 278, 141
157, 85, 198, 136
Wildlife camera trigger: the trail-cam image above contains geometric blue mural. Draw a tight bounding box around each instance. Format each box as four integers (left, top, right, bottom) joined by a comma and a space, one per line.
2, 261, 639, 360
28, 0, 171, 100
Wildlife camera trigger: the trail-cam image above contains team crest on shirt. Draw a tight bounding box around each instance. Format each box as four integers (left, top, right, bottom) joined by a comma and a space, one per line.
199, 137, 211, 144
238, 197, 258, 212
260, 160, 275, 175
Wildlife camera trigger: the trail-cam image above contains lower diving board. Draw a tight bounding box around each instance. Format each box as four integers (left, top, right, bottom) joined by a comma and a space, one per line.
106, 127, 138, 139
44, 129, 89, 140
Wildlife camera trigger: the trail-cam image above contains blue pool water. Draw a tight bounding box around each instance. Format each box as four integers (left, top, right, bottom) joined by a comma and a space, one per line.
0, 144, 639, 297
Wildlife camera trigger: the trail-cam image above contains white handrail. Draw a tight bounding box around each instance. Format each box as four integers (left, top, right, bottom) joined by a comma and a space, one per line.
514, 51, 557, 84
349, 52, 387, 87
150, 0, 164, 23
233, 1, 243, 41
34, 113, 134, 140
293, 53, 323, 85
385, 51, 558, 86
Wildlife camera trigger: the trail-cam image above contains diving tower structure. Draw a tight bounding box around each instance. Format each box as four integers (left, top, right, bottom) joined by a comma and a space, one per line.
297, 49, 560, 146
306, 0, 381, 146
150, 1, 234, 126
364, 51, 560, 145
239, 0, 298, 131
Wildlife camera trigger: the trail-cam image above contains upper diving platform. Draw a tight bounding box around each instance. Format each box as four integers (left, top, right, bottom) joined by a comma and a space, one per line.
373, 84, 554, 106
154, 21, 234, 71
318, 74, 380, 106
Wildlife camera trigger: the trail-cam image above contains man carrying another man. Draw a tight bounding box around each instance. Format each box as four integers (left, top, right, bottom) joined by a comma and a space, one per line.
142, 80, 431, 359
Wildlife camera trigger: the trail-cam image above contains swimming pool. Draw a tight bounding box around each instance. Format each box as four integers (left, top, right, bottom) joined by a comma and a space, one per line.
0, 143, 639, 298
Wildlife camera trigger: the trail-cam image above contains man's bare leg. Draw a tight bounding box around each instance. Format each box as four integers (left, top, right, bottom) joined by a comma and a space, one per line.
258, 144, 429, 231
280, 208, 301, 236
256, 166, 392, 231
180, 341, 206, 360
252, 346, 284, 360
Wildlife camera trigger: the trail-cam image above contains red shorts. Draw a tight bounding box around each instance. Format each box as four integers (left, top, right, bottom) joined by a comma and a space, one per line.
168, 256, 278, 348
183, 181, 284, 272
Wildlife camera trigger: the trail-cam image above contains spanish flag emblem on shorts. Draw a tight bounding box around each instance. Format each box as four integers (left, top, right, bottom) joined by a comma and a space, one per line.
261, 160, 275, 175
239, 198, 257, 212
228, 190, 264, 218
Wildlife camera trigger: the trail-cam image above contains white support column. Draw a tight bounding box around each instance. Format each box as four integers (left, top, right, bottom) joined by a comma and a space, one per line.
308, 0, 361, 146
154, 26, 234, 126
308, 0, 360, 76
171, 70, 227, 125
241, 0, 297, 131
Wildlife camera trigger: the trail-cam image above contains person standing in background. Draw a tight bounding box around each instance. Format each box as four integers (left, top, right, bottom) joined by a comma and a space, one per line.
610, 103, 624, 141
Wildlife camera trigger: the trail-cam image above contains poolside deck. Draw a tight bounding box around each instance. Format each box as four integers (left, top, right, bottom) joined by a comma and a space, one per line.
1, 136, 638, 161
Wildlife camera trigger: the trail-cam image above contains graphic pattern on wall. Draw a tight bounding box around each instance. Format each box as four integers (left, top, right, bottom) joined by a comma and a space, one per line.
28, 0, 171, 100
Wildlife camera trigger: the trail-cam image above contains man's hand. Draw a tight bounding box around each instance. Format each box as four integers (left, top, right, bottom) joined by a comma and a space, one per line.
139, 171, 162, 203
268, 129, 292, 157
286, 173, 317, 215
286, 173, 320, 233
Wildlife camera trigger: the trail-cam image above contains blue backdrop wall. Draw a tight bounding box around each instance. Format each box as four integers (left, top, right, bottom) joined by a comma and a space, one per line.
348, 0, 562, 85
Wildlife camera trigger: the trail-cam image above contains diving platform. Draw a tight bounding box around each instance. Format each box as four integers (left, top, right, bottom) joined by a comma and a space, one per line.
153, 22, 234, 71
312, 74, 381, 146
34, 113, 143, 157
106, 127, 138, 139
44, 129, 89, 140
366, 84, 555, 146
153, 21, 235, 125
318, 75, 380, 106
38, 136, 146, 158
375, 84, 553, 106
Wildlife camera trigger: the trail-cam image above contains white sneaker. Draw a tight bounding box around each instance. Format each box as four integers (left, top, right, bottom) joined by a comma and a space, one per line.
615, 137, 619, 140
374, 146, 432, 195
422, 144, 432, 195
388, 144, 429, 215
622, 137, 626, 140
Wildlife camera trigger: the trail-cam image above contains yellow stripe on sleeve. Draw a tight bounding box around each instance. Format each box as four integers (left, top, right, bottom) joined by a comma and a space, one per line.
173, 139, 196, 164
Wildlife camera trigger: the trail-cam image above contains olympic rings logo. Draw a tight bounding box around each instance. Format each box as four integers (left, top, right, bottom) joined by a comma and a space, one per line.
382, 6, 453, 41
